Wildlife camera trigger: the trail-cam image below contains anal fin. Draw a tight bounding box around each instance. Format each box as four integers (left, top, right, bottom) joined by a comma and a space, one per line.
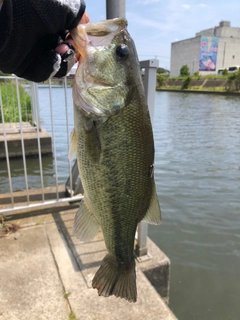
73, 200, 99, 242
142, 181, 161, 225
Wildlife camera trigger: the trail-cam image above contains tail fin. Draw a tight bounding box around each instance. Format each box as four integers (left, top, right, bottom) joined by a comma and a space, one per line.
92, 254, 137, 303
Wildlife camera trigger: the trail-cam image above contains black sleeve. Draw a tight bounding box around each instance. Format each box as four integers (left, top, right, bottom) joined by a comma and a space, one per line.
0, 0, 85, 82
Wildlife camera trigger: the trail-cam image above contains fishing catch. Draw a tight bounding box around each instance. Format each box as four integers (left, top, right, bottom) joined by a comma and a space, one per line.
69, 18, 161, 303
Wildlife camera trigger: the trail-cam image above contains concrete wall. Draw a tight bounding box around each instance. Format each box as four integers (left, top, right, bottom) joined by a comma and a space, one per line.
218, 37, 240, 69
196, 28, 214, 37
215, 26, 240, 38
164, 78, 229, 88
170, 37, 201, 76
0, 123, 52, 158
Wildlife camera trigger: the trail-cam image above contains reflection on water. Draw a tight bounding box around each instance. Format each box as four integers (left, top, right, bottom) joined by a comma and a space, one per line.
0, 155, 55, 192
151, 92, 240, 320
0, 89, 240, 320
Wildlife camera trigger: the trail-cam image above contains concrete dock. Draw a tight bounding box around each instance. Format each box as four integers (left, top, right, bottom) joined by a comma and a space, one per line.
0, 122, 52, 158
0, 208, 177, 320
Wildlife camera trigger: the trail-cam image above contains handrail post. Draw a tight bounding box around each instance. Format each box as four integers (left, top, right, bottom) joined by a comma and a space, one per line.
106, 0, 126, 19
136, 59, 159, 258
140, 59, 159, 122
30, 82, 41, 129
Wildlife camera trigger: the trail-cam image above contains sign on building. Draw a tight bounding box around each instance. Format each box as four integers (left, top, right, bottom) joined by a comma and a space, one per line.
199, 36, 218, 71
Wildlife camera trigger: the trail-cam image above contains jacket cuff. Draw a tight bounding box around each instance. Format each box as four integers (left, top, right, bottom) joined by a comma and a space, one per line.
68, 0, 86, 30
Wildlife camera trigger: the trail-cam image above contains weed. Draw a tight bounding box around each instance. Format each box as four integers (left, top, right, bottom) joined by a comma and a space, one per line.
0, 215, 21, 237
0, 82, 32, 124
63, 291, 71, 300
69, 312, 77, 320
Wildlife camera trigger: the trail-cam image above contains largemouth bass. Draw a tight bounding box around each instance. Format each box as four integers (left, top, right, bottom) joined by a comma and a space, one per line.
69, 18, 161, 303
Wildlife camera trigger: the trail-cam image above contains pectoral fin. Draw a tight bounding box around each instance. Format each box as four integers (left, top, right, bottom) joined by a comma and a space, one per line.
73, 199, 100, 242
142, 181, 161, 225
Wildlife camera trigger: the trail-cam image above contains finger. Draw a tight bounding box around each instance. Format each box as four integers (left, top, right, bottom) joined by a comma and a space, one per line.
55, 12, 90, 60
55, 40, 75, 55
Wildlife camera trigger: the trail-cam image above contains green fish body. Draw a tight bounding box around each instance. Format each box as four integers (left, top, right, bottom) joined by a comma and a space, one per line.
70, 18, 161, 303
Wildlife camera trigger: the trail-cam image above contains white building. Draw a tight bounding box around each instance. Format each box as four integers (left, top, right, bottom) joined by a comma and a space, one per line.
170, 21, 240, 76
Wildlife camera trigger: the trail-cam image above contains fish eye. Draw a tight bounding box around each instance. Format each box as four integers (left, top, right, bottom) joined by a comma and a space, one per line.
116, 44, 129, 59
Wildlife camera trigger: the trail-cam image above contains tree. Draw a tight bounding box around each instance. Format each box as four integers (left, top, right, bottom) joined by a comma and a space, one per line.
180, 65, 190, 76
222, 68, 228, 76
156, 74, 166, 87
181, 76, 191, 89
157, 67, 170, 74
227, 70, 240, 91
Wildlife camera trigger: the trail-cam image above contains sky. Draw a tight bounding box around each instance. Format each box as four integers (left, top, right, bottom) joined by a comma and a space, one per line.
83, 0, 240, 70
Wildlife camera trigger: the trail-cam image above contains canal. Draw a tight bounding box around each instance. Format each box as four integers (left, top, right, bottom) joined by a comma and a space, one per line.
1, 89, 240, 319
151, 92, 240, 320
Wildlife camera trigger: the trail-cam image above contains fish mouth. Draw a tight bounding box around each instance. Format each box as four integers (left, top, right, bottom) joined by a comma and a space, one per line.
71, 18, 130, 118
70, 18, 128, 58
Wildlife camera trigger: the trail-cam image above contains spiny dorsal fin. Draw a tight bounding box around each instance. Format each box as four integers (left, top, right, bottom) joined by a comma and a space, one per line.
142, 181, 161, 225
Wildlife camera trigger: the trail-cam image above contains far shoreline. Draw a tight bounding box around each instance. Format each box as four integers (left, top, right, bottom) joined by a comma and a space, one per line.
156, 88, 240, 96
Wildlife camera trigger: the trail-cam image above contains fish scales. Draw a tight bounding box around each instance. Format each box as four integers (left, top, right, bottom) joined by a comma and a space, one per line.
70, 18, 161, 302
75, 89, 153, 256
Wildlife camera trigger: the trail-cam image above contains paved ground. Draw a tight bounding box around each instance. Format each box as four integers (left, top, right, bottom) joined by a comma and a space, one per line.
0, 210, 177, 320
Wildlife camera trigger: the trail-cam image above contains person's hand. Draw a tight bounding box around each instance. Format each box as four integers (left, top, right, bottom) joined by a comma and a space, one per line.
55, 12, 90, 64
0, 0, 86, 82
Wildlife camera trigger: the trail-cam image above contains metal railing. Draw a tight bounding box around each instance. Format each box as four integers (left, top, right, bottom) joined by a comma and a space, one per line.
0, 58, 158, 257
0, 76, 83, 215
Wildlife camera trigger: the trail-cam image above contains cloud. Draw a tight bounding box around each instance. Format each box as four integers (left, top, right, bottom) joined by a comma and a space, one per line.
182, 4, 191, 9
127, 11, 176, 32
198, 3, 206, 7
136, 0, 160, 4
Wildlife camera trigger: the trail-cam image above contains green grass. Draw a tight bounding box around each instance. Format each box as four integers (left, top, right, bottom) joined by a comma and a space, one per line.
157, 86, 240, 93
157, 72, 240, 93
0, 82, 32, 123
188, 86, 228, 92
168, 74, 229, 80
157, 86, 181, 90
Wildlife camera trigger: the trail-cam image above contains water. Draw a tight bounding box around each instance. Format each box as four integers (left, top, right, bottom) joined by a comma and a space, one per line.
1, 89, 240, 319
151, 92, 240, 320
